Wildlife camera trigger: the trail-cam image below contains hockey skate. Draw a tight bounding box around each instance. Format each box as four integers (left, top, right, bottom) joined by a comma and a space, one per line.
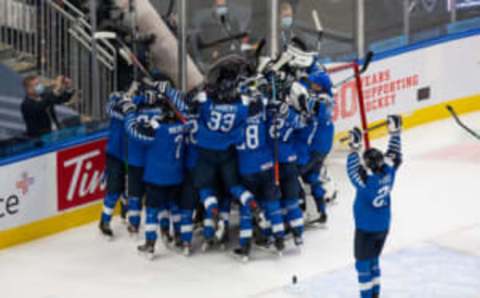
99, 220, 114, 240
292, 231, 304, 248
233, 243, 251, 263
160, 228, 173, 247
274, 237, 285, 256
182, 242, 192, 257
201, 239, 215, 252
308, 212, 328, 229
137, 240, 156, 260
254, 235, 273, 251
127, 223, 140, 236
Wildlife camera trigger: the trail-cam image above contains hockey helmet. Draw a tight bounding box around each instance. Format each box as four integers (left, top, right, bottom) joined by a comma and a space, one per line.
306, 70, 333, 96
206, 55, 254, 103
363, 148, 385, 174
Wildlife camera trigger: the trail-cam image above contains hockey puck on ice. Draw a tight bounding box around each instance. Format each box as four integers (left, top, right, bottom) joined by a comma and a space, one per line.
292, 275, 298, 284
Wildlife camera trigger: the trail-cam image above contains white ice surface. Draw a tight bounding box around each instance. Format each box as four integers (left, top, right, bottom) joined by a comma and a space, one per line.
1, 112, 480, 298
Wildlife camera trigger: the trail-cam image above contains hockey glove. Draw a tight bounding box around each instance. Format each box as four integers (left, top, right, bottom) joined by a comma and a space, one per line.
348, 127, 362, 151
118, 96, 136, 114
144, 90, 157, 105
149, 118, 160, 130
192, 91, 208, 104
387, 115, 402, 135
155, 80, 170, 94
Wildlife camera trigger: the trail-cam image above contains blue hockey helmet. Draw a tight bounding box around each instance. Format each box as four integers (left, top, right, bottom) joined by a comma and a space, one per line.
306, 70, 333, 97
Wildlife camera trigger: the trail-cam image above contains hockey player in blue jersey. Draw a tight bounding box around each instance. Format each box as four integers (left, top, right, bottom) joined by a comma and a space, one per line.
123, 98, 190, 258
347, 115, 402, 298
99, 84, 138, 238
156, 56, 266, 252
178, 110, 200, 255
124, 89, 162, 235
269, 78, 312, 247
235, 85, 285, 260
296, 70, 335, 225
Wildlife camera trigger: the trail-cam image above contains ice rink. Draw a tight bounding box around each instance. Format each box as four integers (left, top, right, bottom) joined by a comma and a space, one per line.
1, 112, 479, 298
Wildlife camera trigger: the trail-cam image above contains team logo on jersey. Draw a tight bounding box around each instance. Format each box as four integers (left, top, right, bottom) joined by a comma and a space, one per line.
57, 139, 107, 211
422, 0, 438, 12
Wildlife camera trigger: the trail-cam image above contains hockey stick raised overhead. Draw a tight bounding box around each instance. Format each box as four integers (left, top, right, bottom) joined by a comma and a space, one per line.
331, 51, 374, 88
339, 120, 389, 143
446, 105, 480, 140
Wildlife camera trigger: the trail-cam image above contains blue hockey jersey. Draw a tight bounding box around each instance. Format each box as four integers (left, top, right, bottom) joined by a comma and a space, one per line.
125, 112, 187, 186
269, 107, 305, 164
126, 102, 163, 167
105, 93, 126, 160
294, 117, 317, 166
164, 87, 249, 151
347, 134, 402, 232
185, 115, 199, 170
237, 112, 274, 175
310, 99, 335, 156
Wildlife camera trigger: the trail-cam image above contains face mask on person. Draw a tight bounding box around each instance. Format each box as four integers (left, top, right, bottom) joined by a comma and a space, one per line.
281, 16, 293, 29
216, 5, 228, 16
34, 83, 45, 95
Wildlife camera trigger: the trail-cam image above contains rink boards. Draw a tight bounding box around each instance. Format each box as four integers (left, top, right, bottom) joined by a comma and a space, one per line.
1, 29, 480, 249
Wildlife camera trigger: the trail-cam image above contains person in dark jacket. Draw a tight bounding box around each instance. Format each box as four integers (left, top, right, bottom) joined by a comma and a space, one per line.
21, 75, 75, 138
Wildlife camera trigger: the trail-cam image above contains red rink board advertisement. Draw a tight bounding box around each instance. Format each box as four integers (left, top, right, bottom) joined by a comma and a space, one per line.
56, 139, 107, 211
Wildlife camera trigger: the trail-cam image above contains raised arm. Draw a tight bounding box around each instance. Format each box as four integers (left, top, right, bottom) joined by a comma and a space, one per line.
124, 111, 157, 145
105, 93, 125, 121
346, 127, 367, 190
385, 115, 402, 170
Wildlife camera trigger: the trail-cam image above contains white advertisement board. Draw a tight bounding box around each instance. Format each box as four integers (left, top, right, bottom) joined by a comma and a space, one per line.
0, 153, 57, 230
330, 34, 480, 132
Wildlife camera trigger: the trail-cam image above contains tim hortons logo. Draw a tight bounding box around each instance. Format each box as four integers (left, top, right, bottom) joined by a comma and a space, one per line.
57, 139, 107, 211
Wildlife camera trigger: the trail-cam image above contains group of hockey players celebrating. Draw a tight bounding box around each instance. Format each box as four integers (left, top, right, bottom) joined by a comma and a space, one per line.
98, 41, 339, 261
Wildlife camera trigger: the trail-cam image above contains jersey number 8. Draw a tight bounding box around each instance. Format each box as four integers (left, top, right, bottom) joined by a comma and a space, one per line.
238, 125, 259, 150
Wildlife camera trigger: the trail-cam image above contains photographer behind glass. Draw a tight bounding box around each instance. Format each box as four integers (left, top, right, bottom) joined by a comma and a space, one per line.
21, 75, 76, 138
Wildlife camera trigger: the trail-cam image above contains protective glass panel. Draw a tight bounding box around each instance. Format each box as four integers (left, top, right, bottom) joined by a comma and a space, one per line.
184, 0, 269, 75
281, 0, 355, 62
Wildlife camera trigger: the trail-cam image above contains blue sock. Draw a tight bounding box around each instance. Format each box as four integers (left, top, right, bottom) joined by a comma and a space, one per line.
170, 203, 181, 235
101, 193, 120, 223
239, 205, 253, 247
145, 208, 159, 241
230, 185, 254, 207
158, 204, 170, 232
199, 189, 218, 240
180, 209, 194, 244
284, 198, 304, 236
371, 258, 381, 295
127, 196, 141, 228
265, 200, 284, 238
307, 173, 327, 214
356, 260, 373, 298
